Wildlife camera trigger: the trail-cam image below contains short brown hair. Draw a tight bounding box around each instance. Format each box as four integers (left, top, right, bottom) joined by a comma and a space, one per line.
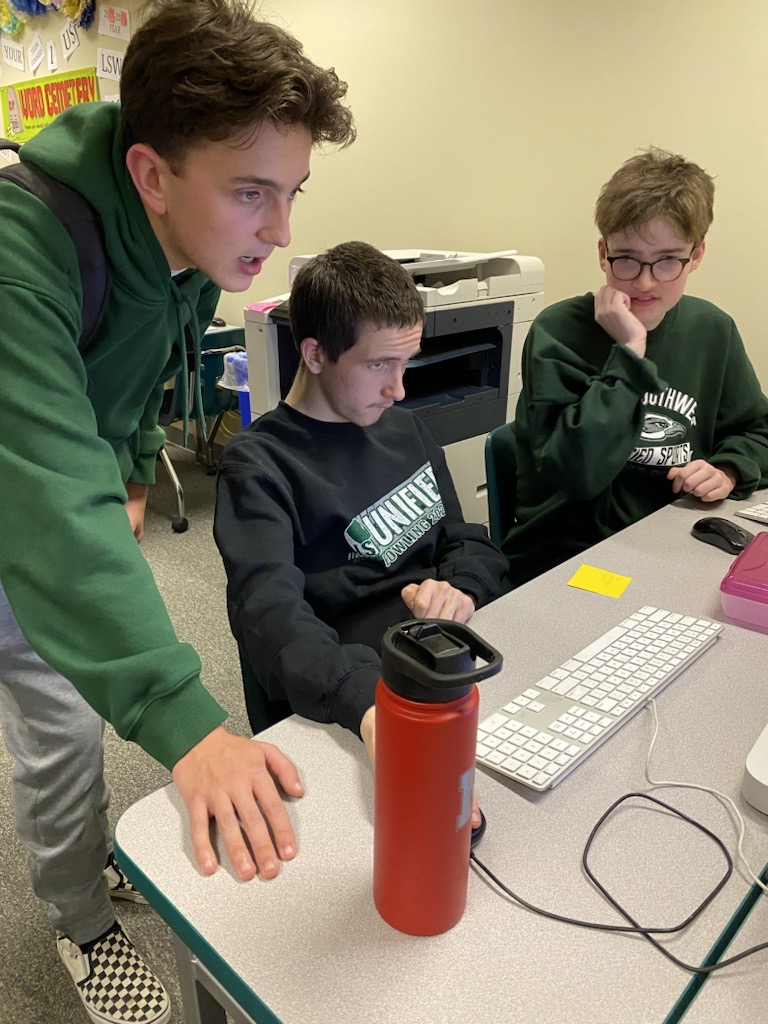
120, 0, 355, 165
289, 241, 425, 363
595, 148, 714, 245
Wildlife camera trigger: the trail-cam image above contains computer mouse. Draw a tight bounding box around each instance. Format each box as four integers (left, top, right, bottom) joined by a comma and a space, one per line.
470, 809, 487, 850
210, 316, 227, 328
691, 516, 754, 555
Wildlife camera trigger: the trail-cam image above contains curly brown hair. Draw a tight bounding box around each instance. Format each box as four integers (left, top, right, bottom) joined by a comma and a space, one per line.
120, 0, 355, 165
595, 148, 714, 245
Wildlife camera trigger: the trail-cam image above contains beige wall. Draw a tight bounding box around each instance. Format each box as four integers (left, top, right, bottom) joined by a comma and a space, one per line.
3, 1, 768, 386
244, 0, 768, 392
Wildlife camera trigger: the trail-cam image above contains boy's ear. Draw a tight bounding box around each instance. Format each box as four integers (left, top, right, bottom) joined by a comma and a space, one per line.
597, 237, 608, 271
125, 143, 171, 216
300, 337, 325, 375
690, 240, 706, 271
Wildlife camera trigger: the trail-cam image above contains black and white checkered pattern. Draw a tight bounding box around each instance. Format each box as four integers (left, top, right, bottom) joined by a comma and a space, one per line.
104, 853, 148, 904
58, 923, 170, 1024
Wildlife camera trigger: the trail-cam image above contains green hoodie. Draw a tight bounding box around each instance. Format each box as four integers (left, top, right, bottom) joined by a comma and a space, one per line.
504, 292, 768, 586
0, 103, 226, 769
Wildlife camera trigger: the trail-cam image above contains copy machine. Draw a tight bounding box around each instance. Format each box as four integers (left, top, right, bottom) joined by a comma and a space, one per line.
243, 249, 545, 523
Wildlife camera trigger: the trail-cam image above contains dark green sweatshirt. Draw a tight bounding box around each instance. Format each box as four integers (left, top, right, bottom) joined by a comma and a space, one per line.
504, 293, 768, 586
0, 103, 226, 768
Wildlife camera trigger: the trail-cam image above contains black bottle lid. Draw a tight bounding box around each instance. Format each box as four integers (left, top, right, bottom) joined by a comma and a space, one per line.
381, 619, 503, 704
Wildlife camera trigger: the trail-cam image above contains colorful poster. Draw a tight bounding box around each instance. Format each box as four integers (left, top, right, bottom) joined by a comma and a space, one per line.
0, 68, 99, 143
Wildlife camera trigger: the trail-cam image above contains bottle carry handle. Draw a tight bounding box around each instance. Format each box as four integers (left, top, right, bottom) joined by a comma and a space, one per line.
381, 619, 503, 695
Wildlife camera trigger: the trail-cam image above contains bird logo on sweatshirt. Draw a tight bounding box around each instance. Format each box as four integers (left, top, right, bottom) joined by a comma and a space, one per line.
640, 413, 686, 442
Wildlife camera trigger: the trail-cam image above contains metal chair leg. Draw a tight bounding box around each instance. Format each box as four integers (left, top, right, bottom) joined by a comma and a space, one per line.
158, 446, 188, 533
205, 408, 229, 475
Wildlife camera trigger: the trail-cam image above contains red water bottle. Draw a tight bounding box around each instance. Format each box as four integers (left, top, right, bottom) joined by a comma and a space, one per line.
373, 619, 502, 935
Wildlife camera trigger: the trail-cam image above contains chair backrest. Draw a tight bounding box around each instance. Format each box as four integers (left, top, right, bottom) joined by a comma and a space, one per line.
484, 421, 517, 546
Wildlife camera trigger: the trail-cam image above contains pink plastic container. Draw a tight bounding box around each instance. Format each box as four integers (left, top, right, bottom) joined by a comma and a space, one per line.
720, 531, 768, 629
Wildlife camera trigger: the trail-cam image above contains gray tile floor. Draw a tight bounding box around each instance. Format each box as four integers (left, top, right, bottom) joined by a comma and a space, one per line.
0, 447, 249, 1024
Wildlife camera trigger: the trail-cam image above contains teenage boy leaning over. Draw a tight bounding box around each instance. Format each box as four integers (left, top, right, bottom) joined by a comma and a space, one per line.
0, 2, 354, 1021
504, 147, 768, 587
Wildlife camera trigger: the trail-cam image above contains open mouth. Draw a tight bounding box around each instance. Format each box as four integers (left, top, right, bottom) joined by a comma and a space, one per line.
237, 255, 265, 277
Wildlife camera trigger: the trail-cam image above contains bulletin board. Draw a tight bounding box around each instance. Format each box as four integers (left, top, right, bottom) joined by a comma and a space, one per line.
0, 2, 132, 142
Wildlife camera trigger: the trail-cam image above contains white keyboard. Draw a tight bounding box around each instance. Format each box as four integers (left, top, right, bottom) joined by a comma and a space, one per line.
735, 502, 768, 525
477, 606, 722, 791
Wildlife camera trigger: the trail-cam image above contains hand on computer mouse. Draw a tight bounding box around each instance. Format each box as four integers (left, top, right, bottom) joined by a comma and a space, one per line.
400, 580, 475, 623
470, 809, 487, 850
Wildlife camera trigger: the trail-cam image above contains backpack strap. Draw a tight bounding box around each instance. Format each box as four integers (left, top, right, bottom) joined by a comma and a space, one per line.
0, 144, 112, 354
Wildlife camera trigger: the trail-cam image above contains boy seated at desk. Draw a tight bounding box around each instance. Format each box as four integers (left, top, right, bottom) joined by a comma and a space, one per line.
504, 147, 768, 586
214, 240, 508, 774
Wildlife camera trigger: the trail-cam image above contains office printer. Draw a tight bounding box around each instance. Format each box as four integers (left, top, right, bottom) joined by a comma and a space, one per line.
244, 249, 545, 523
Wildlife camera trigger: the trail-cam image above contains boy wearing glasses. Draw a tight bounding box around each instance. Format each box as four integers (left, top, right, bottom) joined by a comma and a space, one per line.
504, 148, 768, 586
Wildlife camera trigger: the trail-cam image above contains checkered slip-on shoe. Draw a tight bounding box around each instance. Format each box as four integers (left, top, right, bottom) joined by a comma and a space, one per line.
104, 853, 148, 904
57, 922, 171, 1024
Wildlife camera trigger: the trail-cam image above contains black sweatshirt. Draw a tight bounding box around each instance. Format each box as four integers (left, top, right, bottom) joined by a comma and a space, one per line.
215, 402, 508, 735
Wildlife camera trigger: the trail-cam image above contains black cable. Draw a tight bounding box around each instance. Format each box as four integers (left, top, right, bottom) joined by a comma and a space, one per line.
470, 792, 768, 974
583, 793, 732, 931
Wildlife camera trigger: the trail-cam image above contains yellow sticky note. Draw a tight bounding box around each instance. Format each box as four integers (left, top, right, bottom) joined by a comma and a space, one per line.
567, 564, 632, 599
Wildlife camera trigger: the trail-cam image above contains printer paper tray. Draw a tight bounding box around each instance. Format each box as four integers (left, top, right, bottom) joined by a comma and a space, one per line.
401, 385, 497, 412
407, 341, 495, 368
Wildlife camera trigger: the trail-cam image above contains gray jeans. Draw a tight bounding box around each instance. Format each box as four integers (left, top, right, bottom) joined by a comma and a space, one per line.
0, 584, 115, 945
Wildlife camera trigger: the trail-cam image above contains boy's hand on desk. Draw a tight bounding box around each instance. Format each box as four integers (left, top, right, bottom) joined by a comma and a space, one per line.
667, 460, 738, 501
400, 580, 475, 623
360, 706, 376, 765
172, 726, 304, 881
593, 286, 647, 357
359, 706, 482, 827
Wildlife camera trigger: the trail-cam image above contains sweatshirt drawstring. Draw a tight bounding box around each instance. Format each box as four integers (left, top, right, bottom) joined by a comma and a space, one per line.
171, 286, 207, 448
187, 315, 208, 444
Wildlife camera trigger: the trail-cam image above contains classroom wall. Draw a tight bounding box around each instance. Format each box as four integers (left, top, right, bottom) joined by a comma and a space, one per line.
243, 0, 768, 391
2, 1, 768, 387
